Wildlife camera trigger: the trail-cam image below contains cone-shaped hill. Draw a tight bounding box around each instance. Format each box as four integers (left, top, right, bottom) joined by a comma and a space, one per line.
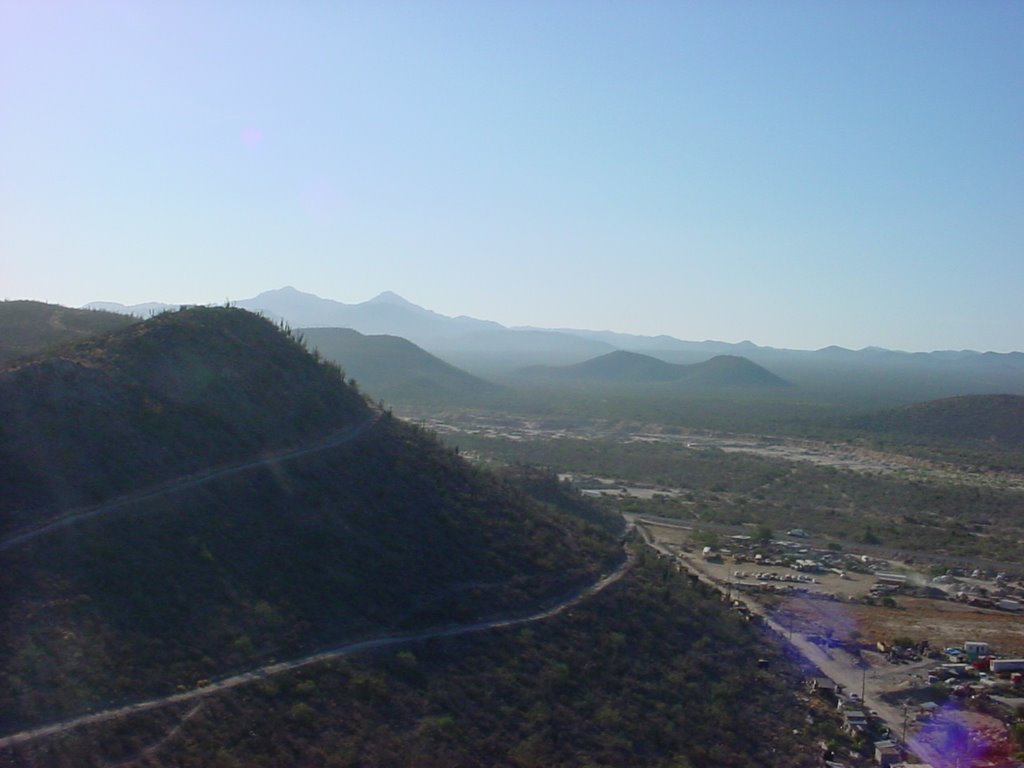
0, 307, 621, 731
554, 350, 685, 382
519, 350, 790, 389
677, 354, 790, 388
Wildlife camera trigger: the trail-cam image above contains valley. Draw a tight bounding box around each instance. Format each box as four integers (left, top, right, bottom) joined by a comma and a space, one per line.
414, 399, 1024, 766
2, 298, 1023, 767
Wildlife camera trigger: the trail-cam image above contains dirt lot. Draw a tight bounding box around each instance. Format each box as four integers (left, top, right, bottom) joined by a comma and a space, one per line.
778, 594, 1024, 657
641, 519, 1024, 657
910, 709, 1016, 768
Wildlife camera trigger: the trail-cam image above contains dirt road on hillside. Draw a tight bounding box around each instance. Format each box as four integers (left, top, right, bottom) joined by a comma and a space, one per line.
0, 412, 382, 552
0, 550, 633, 749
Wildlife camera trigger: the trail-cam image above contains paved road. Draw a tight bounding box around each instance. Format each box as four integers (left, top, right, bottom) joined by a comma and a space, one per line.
0, 551, 634, 749
0, 412, 382, 553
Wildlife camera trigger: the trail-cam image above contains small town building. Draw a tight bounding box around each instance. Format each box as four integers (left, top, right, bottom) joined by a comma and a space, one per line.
873, 740, 900, 767
964, 641, 989, 659
809, 677, 837, 697
843, 709, 868, 734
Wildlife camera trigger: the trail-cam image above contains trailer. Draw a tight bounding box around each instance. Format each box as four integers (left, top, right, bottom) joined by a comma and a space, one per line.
989, 658, 1024, 673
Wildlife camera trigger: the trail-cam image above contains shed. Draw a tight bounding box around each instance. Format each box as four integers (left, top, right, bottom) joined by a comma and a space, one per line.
964, 641, 989, 659
810, 677, 837, 695
874, 740, 900, 767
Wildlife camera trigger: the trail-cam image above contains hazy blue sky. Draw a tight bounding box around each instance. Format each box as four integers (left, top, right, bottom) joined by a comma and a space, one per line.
2, 2, 1021, 351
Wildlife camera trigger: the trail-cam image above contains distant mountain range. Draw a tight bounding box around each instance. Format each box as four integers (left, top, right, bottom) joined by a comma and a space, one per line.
520, 350, 790, 389
88, 288, 613, 367
87, 286, 1024, 362
86, 287, 1024, 402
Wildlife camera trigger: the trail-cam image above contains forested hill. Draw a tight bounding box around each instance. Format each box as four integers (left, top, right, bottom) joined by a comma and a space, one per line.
856, 394, 1024, 445
845, 393, 1024, 472
0, 300, 137, 364
0, 306, 369, 533
0, 307, 622, 731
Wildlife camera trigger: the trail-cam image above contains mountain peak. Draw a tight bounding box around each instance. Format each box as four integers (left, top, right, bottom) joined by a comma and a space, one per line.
256, 286, 317, 299
367, 291, 417, 307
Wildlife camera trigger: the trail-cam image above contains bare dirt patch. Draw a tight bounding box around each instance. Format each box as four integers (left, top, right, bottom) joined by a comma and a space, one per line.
910, 709, 1014, 768
641, 520, 1024, 657
427, 413, 1024, 493
789, 597, 1024, 658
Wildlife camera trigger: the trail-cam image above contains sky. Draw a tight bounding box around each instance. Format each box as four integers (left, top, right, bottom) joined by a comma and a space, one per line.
2, 1, 1022, 352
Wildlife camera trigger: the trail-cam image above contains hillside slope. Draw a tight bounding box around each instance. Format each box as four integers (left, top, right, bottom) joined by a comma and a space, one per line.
299, 326, 496, 404
2, 555, 825, 768
0, 308, 621, 731
0, 300, 137, 364
0, 307, 368, 534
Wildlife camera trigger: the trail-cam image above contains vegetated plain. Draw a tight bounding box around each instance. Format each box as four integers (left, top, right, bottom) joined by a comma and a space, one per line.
443, 414, 1024, 566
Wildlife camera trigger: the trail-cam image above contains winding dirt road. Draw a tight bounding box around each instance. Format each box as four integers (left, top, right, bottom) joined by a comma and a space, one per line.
0, 412, 382, 553
0, 551, 634, 749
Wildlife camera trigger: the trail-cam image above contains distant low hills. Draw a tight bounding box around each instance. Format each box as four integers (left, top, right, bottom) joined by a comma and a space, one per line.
298, 327, 496, 404
520, 350, 790, 389
0, 300, 137, 364
855, 394, 1024, 445
0, 307, 620, 730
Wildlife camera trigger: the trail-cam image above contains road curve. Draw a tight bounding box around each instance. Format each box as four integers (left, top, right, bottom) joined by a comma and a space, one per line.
0, 551, 634, 749
0, 412, 382, 553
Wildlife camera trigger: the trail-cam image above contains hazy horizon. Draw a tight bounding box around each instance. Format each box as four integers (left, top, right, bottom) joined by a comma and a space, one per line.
73, 285, 1020, 355
3, 2, 1022, 352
